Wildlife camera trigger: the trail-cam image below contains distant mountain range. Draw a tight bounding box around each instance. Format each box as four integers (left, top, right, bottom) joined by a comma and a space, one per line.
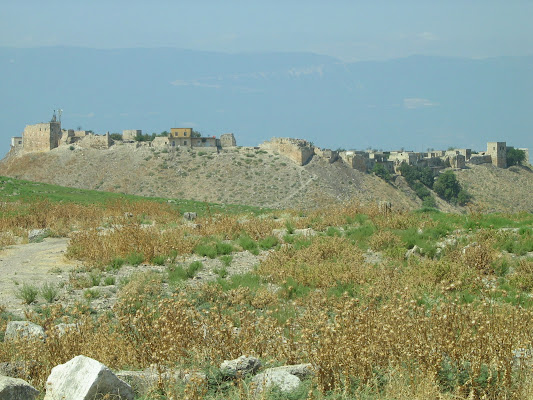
1, 47, 532, 161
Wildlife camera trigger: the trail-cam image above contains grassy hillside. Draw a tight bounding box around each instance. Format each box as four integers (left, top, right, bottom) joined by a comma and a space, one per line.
0, 175, 267, 216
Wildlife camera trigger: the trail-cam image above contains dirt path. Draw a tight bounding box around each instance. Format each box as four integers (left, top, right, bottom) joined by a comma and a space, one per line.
0, 238, 78, 316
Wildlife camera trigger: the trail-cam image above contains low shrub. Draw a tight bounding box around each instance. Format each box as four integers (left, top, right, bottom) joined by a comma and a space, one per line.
16, 283, 38, 305
168, 261, 203, 283
194, 244, 218, 259
40, 282, 58, 303
103, 276, 116, 286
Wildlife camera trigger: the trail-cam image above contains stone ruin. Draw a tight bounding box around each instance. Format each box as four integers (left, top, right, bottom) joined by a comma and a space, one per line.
9, 113, 238, 156
257, 137, 529, 180
8, 114, 528, 173
260, 138, 315, 166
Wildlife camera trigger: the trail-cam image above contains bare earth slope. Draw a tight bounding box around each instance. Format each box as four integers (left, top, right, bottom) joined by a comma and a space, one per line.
455, 163, 533, 213
1, 144, 532, 211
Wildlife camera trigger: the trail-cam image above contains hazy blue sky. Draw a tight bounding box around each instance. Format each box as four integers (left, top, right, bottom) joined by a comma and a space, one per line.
2, 1, 532, 61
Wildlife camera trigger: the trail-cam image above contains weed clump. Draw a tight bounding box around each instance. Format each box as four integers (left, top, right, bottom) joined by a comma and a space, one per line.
16, 283, 38, 305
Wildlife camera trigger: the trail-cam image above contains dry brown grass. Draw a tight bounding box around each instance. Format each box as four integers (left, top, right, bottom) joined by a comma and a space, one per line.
258, 236, 365, 288
3, 195, 533, 399
0, 199, 179, 238
2, 286, 531, 399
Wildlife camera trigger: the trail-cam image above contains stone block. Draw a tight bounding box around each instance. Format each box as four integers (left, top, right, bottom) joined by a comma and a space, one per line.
44, 355, 134, 400
5, 321, 46, 342
0, 375, 39, 400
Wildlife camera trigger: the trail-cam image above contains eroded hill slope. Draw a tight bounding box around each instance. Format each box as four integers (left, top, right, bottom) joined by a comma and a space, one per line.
1, 144, 532, 212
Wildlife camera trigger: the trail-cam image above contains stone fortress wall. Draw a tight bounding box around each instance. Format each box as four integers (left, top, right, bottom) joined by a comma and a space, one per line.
259, 137, 529, 178
260, 138, 315, 166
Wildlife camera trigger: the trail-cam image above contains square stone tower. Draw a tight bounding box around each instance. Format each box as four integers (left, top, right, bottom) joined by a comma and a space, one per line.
23, 121, 61, 152
487, 142, 507, 168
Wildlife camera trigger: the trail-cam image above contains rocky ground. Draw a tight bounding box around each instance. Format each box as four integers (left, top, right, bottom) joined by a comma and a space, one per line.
0, 236, 266, 318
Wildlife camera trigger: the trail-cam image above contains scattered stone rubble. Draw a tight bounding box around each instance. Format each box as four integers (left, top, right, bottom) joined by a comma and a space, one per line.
1, 318, 316, 398
3, 315, 532, 398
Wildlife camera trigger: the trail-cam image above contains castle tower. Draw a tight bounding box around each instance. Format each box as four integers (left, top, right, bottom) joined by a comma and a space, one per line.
487, 142, 507, 168
22, 116, 61, 153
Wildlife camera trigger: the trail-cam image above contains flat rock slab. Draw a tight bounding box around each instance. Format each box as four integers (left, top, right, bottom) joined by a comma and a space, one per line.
44, 355, 134, 400
0, 375, 39, 400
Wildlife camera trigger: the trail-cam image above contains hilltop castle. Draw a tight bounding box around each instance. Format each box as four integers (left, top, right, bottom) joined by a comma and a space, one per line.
261, 138, 529, 175
9, 112, 237, 154
9, 113, 528, 177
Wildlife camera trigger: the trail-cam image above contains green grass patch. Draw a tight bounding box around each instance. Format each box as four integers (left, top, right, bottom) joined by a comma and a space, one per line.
151, 255, 167, 266
219, 255, 233, 267
238, 234, 258, 254
103, 276, 116, 286
344, 223, 376, 248
167, 261, 203, 283
125, 252, 144, 266
279, 277, 311, 300
0, 176, 270, 216
216, 272, 263, 292
107, 257, 125, 271
258, 235, 279, 250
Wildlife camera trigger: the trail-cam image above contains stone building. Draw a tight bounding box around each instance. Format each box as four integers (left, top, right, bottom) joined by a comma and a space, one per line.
314, 148, 339, 163
340, 151, 368, 172
77, 133, 111, 149
191, 136, 218, 148
152, 136, 170, 148
168, 128, 193, 147
123, 130, 141, 141
22, 121, 61, 152
169, 128, 193, 139
220, 133, 237, 148
166, 128, 222, 149
388, 151, 423, 166
10, 137, 23, 150
487, 142, 507, 168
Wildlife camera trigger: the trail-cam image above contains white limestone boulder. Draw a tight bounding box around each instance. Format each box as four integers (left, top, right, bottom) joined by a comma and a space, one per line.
44, 355, 134, 400
0, 375, 39, 399
220, 355, 262, 378
262, 363, 314, 379
5, 321, 46, 342
252, 369, 301, 395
